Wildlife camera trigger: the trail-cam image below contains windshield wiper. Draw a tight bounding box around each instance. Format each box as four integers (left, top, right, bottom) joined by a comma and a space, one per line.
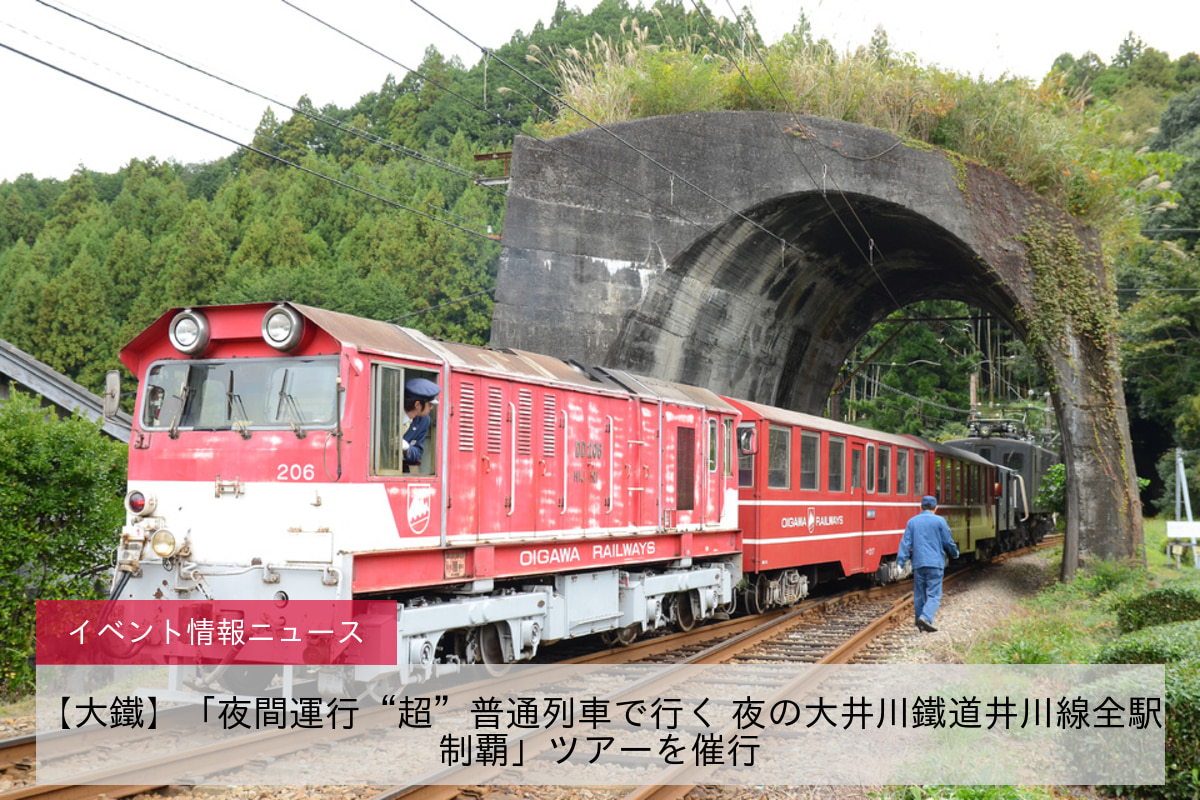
226, 371, 252, 440
168, 365, 194, 439
275, 369, 307, 439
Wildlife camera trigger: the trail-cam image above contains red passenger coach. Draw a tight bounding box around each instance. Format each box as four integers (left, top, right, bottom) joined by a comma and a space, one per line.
114, 303, 743, 679
729, 399, 926, 610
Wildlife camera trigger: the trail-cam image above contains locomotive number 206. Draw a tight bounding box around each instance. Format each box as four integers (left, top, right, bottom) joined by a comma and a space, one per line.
277, 463, 316, 481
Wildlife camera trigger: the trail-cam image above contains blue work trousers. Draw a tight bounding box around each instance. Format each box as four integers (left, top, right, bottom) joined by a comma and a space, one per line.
912, 566, 945, 624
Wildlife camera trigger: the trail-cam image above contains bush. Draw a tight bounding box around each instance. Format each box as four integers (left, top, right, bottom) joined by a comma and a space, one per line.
0, 388, 127, 698
1104, 659, 1200, 800
1092, 619, 1200, 665
1113, 582, 1200, 633
1035, 463, 1066, 516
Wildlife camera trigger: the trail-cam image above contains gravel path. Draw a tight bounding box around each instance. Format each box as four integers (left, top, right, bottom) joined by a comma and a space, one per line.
6, 552, 1057, 800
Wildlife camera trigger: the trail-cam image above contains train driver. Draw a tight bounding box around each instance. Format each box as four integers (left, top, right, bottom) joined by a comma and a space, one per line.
401, 377, 441, 473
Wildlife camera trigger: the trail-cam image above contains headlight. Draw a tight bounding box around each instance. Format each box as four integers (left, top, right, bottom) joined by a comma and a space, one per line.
169, 309, 210, 355
262, 305, 304, 352
125, 490, 156, 517
150, 529, 178, 558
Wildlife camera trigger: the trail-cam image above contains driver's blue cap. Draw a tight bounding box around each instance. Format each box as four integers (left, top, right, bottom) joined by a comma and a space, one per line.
921, 495, 938, 509
405, 377, 441, 401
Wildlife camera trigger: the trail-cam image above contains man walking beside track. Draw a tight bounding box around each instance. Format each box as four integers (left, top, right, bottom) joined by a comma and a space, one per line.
897, 495, 960, 632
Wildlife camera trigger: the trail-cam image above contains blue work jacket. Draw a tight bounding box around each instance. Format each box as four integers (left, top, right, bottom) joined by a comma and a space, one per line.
403, 414, 431, 465
897, 509, 959, 569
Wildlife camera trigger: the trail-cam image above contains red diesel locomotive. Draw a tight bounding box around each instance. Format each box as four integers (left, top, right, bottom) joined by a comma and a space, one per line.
110, 302, 1003, 686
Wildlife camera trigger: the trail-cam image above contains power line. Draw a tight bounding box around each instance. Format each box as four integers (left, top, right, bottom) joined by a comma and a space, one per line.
405, 0, 839, 272
694, 0, 904, 313
0, 40, 499, 244
35, 0, 493, 190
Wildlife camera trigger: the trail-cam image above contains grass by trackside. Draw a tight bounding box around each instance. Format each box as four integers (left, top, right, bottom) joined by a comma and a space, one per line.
964, 517, 1200, 666
877, 518, 1200, 800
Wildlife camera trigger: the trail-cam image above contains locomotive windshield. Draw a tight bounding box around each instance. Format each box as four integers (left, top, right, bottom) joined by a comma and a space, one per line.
141, 357, 339, 432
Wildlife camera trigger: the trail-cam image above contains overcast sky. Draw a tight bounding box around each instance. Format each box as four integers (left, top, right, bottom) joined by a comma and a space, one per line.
1, 0, 1196, 183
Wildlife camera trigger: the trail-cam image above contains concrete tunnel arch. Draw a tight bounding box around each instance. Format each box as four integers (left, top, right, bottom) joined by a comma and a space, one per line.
491, 111, 1142, 567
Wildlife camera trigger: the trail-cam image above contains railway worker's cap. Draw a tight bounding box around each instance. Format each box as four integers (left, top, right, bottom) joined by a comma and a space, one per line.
921, 495, 938, 510
405, 377, 441, 404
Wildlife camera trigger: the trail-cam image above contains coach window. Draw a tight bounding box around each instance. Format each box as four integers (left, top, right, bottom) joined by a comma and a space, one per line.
934, 456, 943, 499
800, 431, 819, 491
878, 445, 891, 494
828, 437, 846, 492
914, 451, 925, 496
865, 443, 876, 493
851, 448, 862, 491
768, 425, 790, 489
737, 423, 755, 487
676, 427, 696, 510
896, 448, 909, 495
708, 419, 719, 473
724, 419, 735, 478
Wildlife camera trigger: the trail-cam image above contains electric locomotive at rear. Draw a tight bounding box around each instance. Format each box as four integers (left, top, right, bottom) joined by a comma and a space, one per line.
945, 416, 1060, 548
114, 302, 743, 681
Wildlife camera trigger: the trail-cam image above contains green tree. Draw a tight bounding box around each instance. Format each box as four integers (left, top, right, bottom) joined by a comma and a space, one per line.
0, 388, 127, 697
38, 249, 116, 392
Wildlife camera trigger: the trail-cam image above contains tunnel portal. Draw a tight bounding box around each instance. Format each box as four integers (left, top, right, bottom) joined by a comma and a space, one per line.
492, 111, 1141, 563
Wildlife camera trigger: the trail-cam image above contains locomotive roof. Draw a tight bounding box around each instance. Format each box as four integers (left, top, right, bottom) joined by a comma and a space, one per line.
125, 303, 736, 413
729, 397, 918, 449
297, 305, 736, 411
943, 436, 1059, 459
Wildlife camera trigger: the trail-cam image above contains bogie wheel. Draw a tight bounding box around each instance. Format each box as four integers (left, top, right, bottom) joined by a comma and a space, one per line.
673, 591, 697, 633
751, 573, 773, 615
601, 624, 640, 647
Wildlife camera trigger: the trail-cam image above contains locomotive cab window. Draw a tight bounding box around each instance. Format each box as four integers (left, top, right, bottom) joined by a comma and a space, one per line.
141, 357, 338, 433
371, 364, 440, 477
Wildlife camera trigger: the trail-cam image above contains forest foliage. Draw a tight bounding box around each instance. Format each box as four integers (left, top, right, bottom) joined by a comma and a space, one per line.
2, 0, 1200, 505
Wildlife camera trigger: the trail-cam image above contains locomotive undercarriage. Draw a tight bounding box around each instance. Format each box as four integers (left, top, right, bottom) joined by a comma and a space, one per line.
121, 552, 741, 697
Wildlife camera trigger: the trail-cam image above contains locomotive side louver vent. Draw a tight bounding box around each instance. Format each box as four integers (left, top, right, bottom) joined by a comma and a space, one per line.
543, 394, 556, 454
487, 386, 504, 454
518, 389, 533, 456
459, 382, 475, 451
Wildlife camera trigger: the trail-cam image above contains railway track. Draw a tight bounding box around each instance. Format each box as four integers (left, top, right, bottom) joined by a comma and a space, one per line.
0, 538, 1059, 800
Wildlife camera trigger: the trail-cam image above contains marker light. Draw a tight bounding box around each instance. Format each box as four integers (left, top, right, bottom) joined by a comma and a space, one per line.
125, 490, 156, 517
262, 305, 304, 352
150, 529, 178, 558
169, 309, 210, 355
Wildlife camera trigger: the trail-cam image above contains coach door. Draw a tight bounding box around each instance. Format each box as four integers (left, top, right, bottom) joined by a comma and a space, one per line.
847, 442, 866, 573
